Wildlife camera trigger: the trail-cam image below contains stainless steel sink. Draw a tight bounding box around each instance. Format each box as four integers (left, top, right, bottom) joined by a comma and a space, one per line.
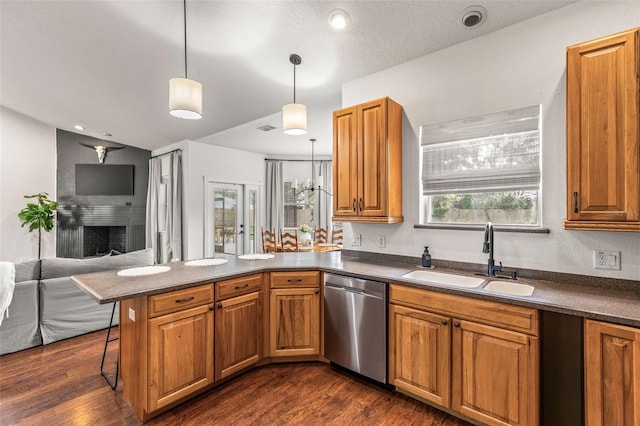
483, 280, 535, 296
401, 270, 486, 288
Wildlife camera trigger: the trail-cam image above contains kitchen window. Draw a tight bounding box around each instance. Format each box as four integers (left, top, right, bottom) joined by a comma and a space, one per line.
284, 181, 315, 228
420, 105, 541, 227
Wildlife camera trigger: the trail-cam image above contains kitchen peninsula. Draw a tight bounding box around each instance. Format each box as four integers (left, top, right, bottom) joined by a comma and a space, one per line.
72, 251, 640, 424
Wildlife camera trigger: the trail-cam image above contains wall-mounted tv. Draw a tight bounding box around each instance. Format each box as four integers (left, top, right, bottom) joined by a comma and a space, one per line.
75, 164, 134, 195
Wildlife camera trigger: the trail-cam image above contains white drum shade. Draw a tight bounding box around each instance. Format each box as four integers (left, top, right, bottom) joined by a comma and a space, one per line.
169, 77, 203, 119
282, 103, 308, 135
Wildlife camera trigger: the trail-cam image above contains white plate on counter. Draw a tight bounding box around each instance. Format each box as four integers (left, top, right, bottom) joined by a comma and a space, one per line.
238, 254, 275, 260
117, 265, 171, 277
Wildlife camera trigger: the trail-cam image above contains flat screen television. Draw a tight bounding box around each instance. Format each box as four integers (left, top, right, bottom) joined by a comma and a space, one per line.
75, 164, 134, 195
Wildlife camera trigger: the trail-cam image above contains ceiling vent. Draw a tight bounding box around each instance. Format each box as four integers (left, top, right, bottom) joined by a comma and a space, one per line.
257, 124, 276, 132
462, 6, 487, 28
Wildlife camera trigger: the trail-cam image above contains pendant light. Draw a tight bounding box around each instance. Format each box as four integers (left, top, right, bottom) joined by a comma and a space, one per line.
169, 0, 202, 119
282, 54, 307, 135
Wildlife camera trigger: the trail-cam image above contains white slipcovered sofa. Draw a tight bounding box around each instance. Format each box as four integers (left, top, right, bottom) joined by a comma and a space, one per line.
0, 249, 153, 355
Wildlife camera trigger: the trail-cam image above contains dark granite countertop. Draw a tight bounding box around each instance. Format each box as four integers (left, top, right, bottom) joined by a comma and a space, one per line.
72, 251, 640, 328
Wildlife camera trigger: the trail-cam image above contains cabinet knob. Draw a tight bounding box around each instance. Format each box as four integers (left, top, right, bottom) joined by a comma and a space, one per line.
453, 321, 460, 328
217, 303, 223, 309
209, 304, 215, 311
441, 320, 448, 325
314, 289, 319, 294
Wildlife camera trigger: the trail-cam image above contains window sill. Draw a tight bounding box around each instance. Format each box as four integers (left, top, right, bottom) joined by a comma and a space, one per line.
414, 224, 550, 234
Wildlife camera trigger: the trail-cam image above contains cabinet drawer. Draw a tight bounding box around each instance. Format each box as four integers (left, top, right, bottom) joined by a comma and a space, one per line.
390, 284, 538, 336
270, 271, 320, 288
216, 274, 263, 300
148, 284, 213, 318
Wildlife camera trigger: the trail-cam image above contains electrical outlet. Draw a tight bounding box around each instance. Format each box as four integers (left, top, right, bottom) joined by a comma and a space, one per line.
128, 307, 136, 322
378, 235, 386, 248
593, 250, 621, 270
351, 233, 361, 246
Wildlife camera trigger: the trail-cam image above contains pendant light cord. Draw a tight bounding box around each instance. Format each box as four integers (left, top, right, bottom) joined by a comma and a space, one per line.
292, 62, 296, 104
183, 0, 188, 79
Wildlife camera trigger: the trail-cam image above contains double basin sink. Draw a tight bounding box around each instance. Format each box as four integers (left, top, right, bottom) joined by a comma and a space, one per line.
401, 270, 535, 297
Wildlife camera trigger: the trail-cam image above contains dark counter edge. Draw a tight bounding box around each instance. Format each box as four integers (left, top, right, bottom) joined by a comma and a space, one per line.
72, 250, 640, 329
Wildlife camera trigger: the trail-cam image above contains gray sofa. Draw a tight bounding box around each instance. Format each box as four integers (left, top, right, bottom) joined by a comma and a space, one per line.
0, 249, 154, 355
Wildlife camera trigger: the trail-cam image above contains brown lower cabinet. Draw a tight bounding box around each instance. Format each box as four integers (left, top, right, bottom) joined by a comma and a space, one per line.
584, 319, 640, 426
389, 284, 539, 426
269, 271, 321, 357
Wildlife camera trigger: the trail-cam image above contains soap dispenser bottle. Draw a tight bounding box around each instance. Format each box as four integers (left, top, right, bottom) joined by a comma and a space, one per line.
422, 246, 432, 268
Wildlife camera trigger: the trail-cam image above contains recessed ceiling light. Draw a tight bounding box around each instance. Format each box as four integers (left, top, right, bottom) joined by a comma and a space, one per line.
329, 9, 350, 30
74, 124, 85, 131
461, 6, 487, 28
101, 131, 113, 137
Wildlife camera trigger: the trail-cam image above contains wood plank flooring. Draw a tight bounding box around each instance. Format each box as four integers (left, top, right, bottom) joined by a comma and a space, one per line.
0, 329, 470, 425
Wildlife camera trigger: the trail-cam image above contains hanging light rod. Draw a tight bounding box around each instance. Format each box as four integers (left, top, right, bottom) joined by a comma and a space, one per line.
169, 0, 203, 120
282, 53, 308, 135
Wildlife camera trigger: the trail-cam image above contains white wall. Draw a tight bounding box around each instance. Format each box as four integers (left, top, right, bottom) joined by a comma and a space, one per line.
0, 107, 56, 261
153, 140, 266, 260
341, 1, 640, 280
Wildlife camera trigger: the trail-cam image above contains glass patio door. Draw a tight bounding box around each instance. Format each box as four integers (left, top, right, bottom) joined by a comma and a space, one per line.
205, 182, 259, 257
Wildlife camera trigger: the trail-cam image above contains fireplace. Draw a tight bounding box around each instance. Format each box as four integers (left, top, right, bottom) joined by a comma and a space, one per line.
83, 226, 127, 257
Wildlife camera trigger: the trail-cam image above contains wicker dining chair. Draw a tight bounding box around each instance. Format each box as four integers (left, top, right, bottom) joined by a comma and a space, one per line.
280, 229, 299, 252
313, 228, 328, 244
261, 228, 277, 253
331, 227, 343, 245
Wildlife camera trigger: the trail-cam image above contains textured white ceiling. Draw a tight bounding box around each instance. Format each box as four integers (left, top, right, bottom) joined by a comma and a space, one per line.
0, 0, 573, 155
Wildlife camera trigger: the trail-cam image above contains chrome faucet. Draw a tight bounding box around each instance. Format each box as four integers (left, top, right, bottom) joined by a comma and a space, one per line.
482, 222, 503, 277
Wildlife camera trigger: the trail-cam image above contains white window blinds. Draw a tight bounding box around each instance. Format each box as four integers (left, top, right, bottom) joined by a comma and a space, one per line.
420, 105, 541, 196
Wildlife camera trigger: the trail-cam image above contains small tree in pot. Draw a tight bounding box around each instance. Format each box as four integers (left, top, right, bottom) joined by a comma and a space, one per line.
17, 192, 58, 259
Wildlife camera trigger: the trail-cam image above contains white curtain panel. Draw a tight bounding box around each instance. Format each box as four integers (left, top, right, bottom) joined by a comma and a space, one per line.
145, 151, 183, 264
265, 160, 283, 238
145, 157, 162, 263
315, 160, 333, 230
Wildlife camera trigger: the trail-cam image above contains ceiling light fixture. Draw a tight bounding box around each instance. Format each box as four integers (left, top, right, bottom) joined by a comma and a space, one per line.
329, 9, 350, 30
169, 0, 202, 120
74, 124, 85, 131
461, 6, 487, 28
282, 53, 307, 135
292, 138, 332, 198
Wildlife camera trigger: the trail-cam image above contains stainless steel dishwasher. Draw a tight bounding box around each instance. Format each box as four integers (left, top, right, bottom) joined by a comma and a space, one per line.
324, 273, 387, 384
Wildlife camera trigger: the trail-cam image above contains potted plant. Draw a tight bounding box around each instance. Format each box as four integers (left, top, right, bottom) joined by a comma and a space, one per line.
17, 192, 58, 259
299, 224, 313, 246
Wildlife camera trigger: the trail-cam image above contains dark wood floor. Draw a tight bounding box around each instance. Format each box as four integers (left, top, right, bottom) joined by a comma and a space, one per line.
0, 329, 470, 425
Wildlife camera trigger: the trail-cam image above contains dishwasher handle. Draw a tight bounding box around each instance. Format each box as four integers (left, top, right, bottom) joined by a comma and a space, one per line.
325, 283, 384, 300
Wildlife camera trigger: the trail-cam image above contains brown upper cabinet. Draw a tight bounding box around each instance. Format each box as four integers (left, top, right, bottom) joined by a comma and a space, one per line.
332, 97, 403, 223
565, 28, 640, 231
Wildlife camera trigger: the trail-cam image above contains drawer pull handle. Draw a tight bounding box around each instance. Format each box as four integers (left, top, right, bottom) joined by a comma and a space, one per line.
352, 198, 357, 211
359, 198, 363, 211
234, 283, 249, 290
573, 192, 579, 213
175, 296, 195, 303
287, 279, 303, 283
441, 320, 448, 325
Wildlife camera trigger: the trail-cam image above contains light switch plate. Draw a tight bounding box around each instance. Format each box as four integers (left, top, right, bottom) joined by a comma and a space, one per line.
593, 250, 621, 270
128, 307, 136, 322
351, 233, 361, 246
378, 235, 386, 248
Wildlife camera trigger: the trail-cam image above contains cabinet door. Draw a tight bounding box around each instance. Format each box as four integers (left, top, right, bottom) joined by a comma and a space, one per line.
566, 28, 640, 229
333, 106, 359, 217
148, 304, 213, 412
270, 288, 320, 357
358, 99, 388, 217
389, 304, 451, 407
585, 319, 640, 426
452, 320, 538, 426
215, 291, 262, 380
